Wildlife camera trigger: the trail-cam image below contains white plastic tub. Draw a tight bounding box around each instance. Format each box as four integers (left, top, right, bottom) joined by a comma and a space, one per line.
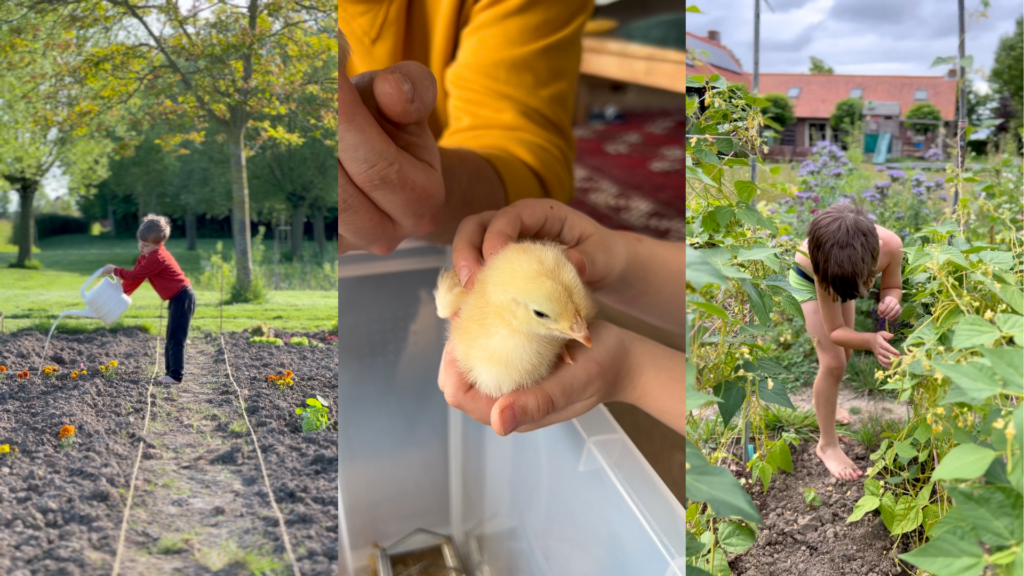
338, 242, 685, 576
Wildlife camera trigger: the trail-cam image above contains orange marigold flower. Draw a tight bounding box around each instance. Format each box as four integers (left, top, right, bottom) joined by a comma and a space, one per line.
71, 371, 79, 379
284, 370, 293, 377
0, 365, 6, 372
59, 425, 76, 439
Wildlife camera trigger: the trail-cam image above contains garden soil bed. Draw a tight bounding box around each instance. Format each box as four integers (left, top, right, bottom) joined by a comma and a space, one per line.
728, 442, 912, 576
0, 329, 338, 575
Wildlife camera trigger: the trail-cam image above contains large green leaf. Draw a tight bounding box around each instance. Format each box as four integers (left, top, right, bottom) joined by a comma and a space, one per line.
899, 532, 986, 576
933, 444, 998, 480
975, 250, 1016, 270
717, 522, 757, 554
934, 362, 1003, 404
740, 279, 772, 326
687, 246, 728, 289
686, 530, 708, 558
733, 180, 758, 203
998, 285, 1024, 314
737, 246, 781, 271
847, 495, 880, 522
890, 495, 923, 535
979, 347, 1024, 391
995, 314, 1023, 344
952, 315, 1002, 348
879, 491, 896, 531
686, 438, 762, 524
766, 440, 793, 474
757, 377, 795, 410
713, 378, 746, 426
691, 301, 731, 323
946, 484, 1024, 547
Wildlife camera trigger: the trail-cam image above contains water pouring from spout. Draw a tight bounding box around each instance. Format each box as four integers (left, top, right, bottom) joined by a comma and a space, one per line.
39, 267, 132, 370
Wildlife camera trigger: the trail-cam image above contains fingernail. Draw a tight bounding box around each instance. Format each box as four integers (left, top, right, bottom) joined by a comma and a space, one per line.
458, 266, 471, 287
499, 404, 518, 436
395, 71, 414, 103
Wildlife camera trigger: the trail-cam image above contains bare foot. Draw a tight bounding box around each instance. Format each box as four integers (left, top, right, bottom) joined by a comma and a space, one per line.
156, 375, 181, 385
816, 442, 863, 481
836, 406, 852, 425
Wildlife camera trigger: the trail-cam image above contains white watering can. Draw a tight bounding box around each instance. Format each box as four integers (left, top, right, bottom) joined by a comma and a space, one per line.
38, 268, 132, 372
61, 267, 133, 326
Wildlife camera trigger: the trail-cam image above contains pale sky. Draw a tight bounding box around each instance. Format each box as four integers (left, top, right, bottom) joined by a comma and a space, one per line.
688, 0, 1021, 91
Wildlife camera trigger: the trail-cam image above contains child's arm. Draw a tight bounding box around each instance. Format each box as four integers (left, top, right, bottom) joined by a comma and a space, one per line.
451, 199, 684, 332
104, 252, 162, 295
438, 320, 685, 436
877, 233, 904, 321
817, 288, 900, 369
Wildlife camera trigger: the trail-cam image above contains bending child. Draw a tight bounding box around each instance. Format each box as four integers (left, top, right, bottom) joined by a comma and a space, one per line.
436, 199, 685, 437
101, 215, 195, 385
790, 203, 903, 481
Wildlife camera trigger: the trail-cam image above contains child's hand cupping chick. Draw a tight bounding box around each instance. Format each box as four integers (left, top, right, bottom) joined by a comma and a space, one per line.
438, 199, 686, 436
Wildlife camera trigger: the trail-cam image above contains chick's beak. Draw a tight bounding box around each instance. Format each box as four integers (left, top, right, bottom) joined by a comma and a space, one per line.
564, 314, 592, 348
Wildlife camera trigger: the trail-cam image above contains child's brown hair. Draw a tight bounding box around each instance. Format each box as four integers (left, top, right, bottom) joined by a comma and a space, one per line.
807, 203, 879, 302
138, 214, 171, 244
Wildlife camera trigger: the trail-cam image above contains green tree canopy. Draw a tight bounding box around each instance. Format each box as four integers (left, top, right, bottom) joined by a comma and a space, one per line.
0, 7, 117, 267
830, 98, 863, 132
990, 15, 1023, 127
762, 93, 797, 132
905, 102, 943, 135
809, 56, 834, 74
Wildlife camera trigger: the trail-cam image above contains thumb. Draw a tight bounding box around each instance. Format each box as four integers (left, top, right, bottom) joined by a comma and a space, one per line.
490, 387, 556, 437
371, 61, 437, 126
880, 331, 894, 340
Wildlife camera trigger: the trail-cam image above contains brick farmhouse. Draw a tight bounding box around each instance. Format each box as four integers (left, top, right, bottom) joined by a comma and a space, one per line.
686, 30, 959, 160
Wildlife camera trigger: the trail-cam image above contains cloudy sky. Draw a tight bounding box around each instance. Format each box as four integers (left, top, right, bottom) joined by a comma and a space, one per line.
688, 0, 1021, 89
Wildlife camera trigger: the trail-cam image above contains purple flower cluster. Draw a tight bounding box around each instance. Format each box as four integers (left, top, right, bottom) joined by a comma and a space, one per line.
924, 147, 944, 161
886, 170, 907, 181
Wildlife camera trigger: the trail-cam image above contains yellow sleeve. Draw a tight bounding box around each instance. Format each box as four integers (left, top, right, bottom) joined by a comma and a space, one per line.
437, 0, 593, 205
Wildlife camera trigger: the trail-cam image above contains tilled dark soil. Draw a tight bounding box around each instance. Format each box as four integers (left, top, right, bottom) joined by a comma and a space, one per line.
0, 329, 338, 576
729, 442, 912, 576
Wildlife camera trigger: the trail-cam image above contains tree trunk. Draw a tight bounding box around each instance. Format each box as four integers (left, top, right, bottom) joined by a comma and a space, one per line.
290, 201, 305, 258
107, 201, 116, 237
15, 180, 38, 267
185, 207, 197, 251
313, 204, 325, 257
227, 117, 254, 291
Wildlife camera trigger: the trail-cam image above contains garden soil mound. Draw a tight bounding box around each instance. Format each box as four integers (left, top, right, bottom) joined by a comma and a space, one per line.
0, 329, 338, 575
729, 442, 912, 576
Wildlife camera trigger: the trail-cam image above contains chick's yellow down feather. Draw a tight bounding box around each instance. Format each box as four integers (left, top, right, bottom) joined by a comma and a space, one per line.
434, 240, 596, 398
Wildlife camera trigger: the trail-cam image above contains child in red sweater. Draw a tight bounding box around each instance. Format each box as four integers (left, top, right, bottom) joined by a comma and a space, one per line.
101, 214, 195, 384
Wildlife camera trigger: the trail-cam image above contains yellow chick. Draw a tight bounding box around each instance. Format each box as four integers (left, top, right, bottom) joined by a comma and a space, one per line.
435, 240, 596, 398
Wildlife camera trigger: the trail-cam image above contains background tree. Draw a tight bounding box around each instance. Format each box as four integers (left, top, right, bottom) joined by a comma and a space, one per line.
762, 93, 797, 132
989, 15, 1023, 142
963, 77, 995, 127
830, 97, 864, 133
904, 102, 943, 135
63, 0, 338, 299
0, 9, 115, 268
809, 56, 834, 74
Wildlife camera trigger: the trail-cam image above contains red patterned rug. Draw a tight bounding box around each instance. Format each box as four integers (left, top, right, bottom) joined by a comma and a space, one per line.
570, 111, 685, 240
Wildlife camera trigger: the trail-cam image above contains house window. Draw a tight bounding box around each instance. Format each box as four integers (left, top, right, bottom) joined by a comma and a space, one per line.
787, 87, 801, 98
808, 122, 829, 146
914, 89, 928, 101
850, 88, 863, 98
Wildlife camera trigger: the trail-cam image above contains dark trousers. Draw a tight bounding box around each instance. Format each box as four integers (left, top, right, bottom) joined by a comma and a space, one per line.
166, 286, 196, 382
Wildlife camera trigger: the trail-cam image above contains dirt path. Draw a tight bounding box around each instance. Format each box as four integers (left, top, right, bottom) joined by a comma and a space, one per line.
115, 335, 296, 575
0, 329, 338, 576
728, 442, 912, 576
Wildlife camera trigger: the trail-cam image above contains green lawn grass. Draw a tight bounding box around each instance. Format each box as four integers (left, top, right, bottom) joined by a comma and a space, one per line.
0, 229, 337, 334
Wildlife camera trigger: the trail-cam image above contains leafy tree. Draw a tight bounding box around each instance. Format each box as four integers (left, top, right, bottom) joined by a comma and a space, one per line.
963, 77, 995, 127
30, 0, 338, 297
0, 8, 115, 268
904, 102, 943, 135
830, 97, 863, 132
762, 93, 796, 131
989, 15, 1023, 125
809, 56, 834, 74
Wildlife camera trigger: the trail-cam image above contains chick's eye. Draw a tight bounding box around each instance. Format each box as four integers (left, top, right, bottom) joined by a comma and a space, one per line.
533, 310, 549, 319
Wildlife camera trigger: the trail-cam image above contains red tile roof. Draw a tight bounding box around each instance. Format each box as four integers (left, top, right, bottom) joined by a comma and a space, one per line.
685, 32, 750, 86
757, 73, 958, 120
